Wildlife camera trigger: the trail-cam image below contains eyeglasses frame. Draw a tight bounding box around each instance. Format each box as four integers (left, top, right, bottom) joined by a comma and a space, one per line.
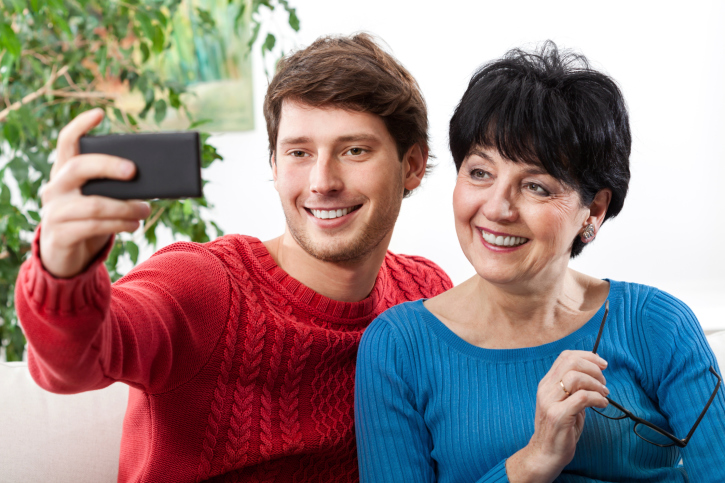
590, 300, 722, 448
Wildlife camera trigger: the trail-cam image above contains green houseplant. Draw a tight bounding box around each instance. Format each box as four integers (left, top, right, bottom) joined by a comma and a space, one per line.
0, 0, 300, 361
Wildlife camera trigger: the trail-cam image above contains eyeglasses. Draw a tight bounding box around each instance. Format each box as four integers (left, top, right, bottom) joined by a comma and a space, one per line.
590, 300, 722, 448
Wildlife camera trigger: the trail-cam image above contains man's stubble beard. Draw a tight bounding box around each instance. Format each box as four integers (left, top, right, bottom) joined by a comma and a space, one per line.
283, 178, 404, 264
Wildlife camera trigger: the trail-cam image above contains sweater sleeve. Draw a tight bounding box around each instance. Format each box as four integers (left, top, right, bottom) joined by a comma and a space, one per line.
15, 229, 232, 395
355, 312, 509, 483
644, 290, 725, 482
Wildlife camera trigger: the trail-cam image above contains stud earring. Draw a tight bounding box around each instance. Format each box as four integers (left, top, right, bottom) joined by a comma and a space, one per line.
581, 224, 595, 243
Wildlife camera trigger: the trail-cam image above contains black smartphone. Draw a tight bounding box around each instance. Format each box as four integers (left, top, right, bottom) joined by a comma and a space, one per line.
80, 131, 203, 200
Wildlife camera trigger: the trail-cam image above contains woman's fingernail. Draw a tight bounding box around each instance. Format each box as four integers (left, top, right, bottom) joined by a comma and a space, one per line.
603, 386, 610, 395
599, 357, 608, 367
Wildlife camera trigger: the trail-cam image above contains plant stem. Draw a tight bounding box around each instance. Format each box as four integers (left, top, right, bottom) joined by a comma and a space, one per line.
0, 65, 70, 122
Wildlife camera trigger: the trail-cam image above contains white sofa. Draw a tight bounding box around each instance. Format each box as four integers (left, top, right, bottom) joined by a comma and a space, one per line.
2, 331, 725, 483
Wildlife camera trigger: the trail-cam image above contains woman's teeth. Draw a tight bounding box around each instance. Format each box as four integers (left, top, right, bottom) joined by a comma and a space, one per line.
480, 230, 528, 247
312, 207, 354, 219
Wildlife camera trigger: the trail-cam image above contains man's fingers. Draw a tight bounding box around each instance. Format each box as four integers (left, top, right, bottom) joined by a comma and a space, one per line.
48, 219, 142, 248
44, 197, 150, 224
53, 108, 106, 175
42, 154, 136, 202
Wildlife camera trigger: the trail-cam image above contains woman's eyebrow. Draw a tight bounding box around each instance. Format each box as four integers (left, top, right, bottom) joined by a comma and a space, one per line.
523, 166, 549, 176
470, 149, 494, 161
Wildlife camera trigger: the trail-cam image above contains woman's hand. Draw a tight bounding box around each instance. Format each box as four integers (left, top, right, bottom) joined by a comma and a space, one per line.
506, 350, 609, 483
39, 109, 151, 278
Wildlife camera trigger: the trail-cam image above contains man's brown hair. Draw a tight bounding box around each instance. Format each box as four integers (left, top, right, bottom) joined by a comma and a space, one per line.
263, 33, 429, 195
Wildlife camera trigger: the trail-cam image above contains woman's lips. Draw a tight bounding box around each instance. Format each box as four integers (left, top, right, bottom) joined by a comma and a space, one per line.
478, 227, 529, 248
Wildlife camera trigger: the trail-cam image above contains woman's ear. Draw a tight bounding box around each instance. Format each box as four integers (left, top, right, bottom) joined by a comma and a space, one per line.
402, 144, 428, 192
586, 188, 612, 230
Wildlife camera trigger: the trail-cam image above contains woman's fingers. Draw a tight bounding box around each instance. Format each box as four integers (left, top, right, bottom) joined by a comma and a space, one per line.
558, 370, 609, 400
549, 350, 607, 383
43, 153, 136, 203
52, 108, 106, 177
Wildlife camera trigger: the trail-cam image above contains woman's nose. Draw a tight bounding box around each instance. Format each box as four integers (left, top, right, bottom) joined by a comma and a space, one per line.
482, 184, 518, 222
309, 153, 343, 194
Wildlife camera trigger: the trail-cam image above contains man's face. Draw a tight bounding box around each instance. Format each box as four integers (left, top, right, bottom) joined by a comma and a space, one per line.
273, 100, 420, 263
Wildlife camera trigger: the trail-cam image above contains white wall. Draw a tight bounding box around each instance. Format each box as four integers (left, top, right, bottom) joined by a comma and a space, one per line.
199, 0, 725, 331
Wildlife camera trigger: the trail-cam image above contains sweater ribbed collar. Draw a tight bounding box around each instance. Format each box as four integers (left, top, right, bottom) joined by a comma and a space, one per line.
240, 236, 388, 323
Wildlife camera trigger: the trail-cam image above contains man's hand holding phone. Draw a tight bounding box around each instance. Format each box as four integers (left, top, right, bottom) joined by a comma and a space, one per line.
40, 109, 151, 279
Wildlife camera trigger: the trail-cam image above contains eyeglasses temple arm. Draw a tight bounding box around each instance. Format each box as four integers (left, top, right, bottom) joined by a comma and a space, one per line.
682, 366, 722, 444
592, 300, 609, 355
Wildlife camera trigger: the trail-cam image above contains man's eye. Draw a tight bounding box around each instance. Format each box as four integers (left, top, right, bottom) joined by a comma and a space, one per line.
345, 147, 365, 155
291, 151, 306, 157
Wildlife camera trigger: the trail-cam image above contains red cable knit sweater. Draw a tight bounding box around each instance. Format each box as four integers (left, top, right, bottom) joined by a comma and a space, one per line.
15, 233, 452, 483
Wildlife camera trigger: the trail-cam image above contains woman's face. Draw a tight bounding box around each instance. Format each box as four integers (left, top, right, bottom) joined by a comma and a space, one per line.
453, 146, 590, 287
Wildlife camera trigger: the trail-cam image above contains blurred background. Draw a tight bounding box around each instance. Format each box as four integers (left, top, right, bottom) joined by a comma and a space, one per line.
199, 0, 725, 331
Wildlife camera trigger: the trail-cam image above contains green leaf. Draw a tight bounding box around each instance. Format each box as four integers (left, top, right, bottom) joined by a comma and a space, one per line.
49, 12, 72, 37
182, 199, 193, 216
8, 157, 28, 184
262, 33, 276, 53
151, 24, 165, 53
136, 11, 155, 41
140, 42, 151, 63
188, 118, 212, 129
27, 210, 41, 222
0, 23, 22, 59
168, 88, 181, 109
154, 99, 167, 125
3, 122, 20, 149
288, 8, 300, 31
126, 241, 139, 264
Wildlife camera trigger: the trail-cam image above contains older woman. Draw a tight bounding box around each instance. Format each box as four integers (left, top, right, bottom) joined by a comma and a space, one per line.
354, 42, 725, 482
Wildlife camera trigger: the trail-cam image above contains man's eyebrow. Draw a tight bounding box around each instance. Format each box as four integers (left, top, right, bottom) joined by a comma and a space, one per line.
335, 134, 379, 143
278, 136, 312, 146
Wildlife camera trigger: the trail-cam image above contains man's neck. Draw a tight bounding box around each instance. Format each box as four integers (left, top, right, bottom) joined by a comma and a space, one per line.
262, 232, 391, 303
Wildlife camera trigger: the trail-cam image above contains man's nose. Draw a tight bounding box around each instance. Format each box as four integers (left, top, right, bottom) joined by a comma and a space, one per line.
482, 183, 518, 222
310, 153, 343, 194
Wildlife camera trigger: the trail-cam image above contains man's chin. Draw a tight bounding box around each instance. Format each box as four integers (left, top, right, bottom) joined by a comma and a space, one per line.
292, 232, 386, 264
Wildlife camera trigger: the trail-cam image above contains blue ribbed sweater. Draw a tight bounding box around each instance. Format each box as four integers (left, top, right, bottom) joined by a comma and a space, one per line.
355, 280, 725, 482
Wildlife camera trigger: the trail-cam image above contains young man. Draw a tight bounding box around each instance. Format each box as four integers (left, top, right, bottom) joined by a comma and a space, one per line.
15, 34, 452, 482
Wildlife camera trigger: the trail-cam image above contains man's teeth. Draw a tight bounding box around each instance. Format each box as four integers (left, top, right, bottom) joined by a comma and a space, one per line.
480, 231, 528, 247
312, 207, 353, 219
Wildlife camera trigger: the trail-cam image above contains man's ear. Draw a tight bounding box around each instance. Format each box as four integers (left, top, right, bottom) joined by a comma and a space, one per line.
402, 144, 428, 192
271, 152, 278, 189
585, 188, 612, 230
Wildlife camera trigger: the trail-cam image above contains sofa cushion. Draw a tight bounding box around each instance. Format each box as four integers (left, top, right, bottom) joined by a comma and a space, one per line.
0, 361, 128, 483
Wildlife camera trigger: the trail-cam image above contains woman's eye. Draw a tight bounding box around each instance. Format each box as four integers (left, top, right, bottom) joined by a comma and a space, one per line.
470, 169, 490, 179
345, 147, 365, 155
526, 182, 549, 195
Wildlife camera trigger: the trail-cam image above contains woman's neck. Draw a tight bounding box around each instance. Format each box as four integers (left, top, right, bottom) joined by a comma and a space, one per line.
427, 268, 608, 349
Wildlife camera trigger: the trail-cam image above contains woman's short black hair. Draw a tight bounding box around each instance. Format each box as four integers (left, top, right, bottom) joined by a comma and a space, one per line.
449, 41, 631, 257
